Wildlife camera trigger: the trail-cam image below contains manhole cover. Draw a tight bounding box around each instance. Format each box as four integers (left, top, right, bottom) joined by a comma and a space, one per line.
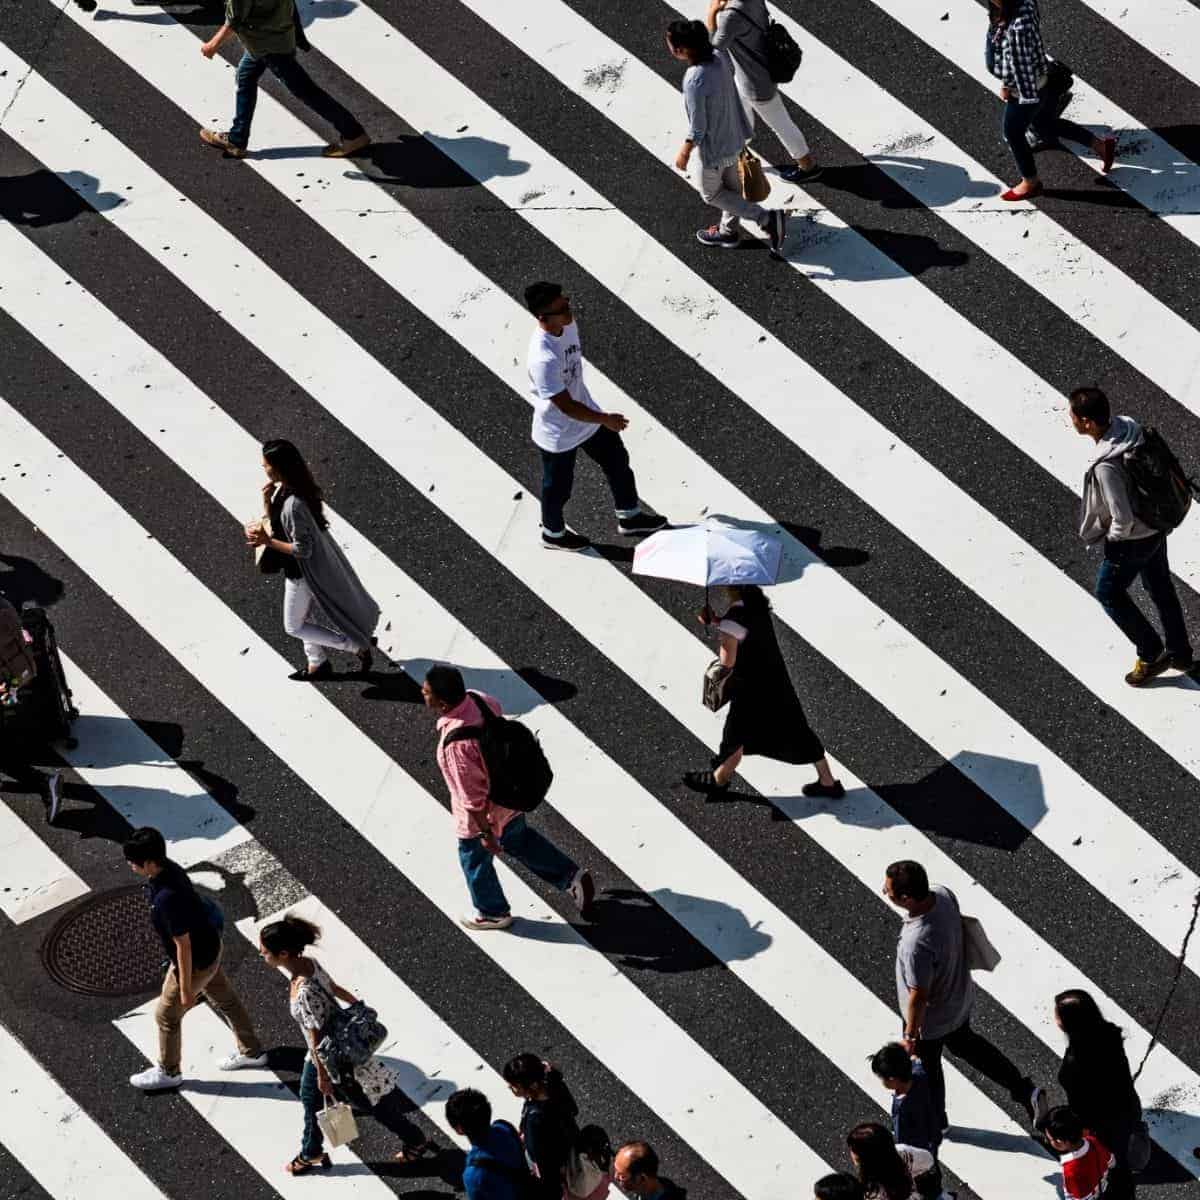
42, 885, 164, 997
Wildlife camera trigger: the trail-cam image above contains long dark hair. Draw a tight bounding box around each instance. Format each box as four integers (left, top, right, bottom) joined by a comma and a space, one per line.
666, 18, 714, 63
262, 439, 328, 530
1055, 989, 1123, 1042
847, 1123, 912, 1200
990, 0, 1033, 25
502, 1053, 578, 1120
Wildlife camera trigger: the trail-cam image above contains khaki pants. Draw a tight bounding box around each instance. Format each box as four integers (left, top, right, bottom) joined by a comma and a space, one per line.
156, 950, 261, 1076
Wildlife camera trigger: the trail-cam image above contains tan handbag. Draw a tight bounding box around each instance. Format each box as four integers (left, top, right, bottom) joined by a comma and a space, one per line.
961, 915, 1001, 972
316, 1096, 359, 1147
737, 148, 771, 203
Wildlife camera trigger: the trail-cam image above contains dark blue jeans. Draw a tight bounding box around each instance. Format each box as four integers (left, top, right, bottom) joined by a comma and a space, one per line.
229, 50, 363, 151
1095, 533, 1192, 661
299, 1058, 425, 1160
458, 815, 577, 918
1002, 97, 1097, 179
540, 425, 639, 535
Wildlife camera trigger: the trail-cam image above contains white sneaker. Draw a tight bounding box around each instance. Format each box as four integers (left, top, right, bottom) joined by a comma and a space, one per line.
567, 868, 595, 915
130, 1065, 182, 1090
460, 912, 513, 931
217, 1051, 269, 1071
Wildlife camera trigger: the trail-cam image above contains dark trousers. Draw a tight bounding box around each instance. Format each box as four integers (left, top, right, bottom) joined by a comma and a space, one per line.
540, 426, 639, 534
299, 1058, 425, 1160
915, 1018, 1028, 1127
229, 50, 363, 150
1003, 97, 1097, 179
1095, 533, 1192, 661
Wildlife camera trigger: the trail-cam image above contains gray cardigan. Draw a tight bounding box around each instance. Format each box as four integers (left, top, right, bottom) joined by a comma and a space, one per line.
279, 494, 380, 648
1079, 415, 1157, 544
711, 0, 775, 103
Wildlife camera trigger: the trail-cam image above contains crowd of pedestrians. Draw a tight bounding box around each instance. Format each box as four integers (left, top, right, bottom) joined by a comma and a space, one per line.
122, 809, 1151, 1198
90, 2, 1198, 1198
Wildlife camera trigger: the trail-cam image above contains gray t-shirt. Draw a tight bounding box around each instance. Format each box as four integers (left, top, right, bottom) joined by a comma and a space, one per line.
894, 885, 974, 1040
711, 0, 775, 103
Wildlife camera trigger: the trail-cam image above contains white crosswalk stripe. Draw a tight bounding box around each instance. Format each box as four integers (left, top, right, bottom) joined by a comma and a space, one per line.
3, 0, 1200, 1195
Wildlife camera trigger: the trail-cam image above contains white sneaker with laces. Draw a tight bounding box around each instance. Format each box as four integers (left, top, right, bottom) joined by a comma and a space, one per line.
130, 1065, 183, 1090
460, 912, 513, 931
217, 1051, 269, 1071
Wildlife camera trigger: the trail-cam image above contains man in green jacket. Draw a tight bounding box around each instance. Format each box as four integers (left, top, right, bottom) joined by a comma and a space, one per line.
199, 0, 368, 159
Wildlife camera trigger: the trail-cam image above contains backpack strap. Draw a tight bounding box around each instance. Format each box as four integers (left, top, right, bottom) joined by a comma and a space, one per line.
440, 693, 493, 748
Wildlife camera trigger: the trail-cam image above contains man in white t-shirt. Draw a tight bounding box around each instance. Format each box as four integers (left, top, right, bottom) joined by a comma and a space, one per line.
525, 281, 667, 551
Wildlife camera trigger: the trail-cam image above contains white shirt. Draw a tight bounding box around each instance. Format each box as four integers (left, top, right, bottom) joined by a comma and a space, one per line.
526, 321, 601, 453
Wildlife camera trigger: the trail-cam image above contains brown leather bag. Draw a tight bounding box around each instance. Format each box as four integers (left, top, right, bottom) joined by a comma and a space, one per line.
737, 148, 771, 203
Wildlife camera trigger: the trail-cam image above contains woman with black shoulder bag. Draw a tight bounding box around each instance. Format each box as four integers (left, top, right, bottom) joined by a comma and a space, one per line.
986, 0, 1116, 200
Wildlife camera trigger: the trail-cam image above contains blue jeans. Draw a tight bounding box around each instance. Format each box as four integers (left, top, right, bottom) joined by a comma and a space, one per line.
540, 425, 639, 535
1095, 533, 1192, 661
229, 51, 363, 151
298, 1058, 424, 1160
1002, 97, 1096, 179
458, 815, 577, 918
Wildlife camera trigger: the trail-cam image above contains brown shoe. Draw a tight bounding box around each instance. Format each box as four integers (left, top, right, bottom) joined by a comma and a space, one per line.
1125, 652, 1172, 687
322, 131, 370, 158
199, 128, 246, 158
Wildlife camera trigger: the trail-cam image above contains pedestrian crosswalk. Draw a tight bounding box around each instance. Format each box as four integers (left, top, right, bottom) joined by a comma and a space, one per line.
2, 0, 1200, 1196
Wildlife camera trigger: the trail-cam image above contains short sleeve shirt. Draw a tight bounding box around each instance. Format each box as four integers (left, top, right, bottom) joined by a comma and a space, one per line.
526, 322, 601, 453
148, 861, 220, 971
894, 885, 974, 1040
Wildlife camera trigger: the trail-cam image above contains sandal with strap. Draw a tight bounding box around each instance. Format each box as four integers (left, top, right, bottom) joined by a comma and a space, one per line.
285, 1153, 331, 1175
393, 1139, 438, 1163
683, 768, 730, 795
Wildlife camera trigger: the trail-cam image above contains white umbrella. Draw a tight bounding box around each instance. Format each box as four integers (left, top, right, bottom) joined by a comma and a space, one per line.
632, 522, 782, 588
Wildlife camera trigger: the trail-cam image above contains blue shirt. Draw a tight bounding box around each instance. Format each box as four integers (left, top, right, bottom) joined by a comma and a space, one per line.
892, 1060, 940, 1156
463, 1121, 527, 1200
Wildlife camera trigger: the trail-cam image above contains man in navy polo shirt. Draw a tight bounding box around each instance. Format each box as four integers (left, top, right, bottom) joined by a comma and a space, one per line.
123, 826, 266, 1090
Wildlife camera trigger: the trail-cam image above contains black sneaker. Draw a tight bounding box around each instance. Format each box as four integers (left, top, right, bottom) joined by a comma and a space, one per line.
762, 209, 788, 259
778, 162, 823, 184
802, 779, 845, 799
617, 512, 668, 537
542, 530, 591, 552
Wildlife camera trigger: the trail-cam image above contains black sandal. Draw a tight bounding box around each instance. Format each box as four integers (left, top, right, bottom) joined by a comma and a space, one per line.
285, 1153, 331, 1175
289, 662, 333, 682
683, 769, 730, 795
393, 1139, 438, 1163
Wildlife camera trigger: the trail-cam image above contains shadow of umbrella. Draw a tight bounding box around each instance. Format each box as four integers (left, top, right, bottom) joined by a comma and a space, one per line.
0, 170, 126, 227
874, 755, 1046, 853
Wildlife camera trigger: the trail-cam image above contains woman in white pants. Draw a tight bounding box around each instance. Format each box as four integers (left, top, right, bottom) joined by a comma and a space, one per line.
707, 0, 821, 183
246, 439, 380, 680
667, 18, 788, 255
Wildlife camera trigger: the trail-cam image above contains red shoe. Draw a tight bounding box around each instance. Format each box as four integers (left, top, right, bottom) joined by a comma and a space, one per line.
1099, 135, 1117, 174
1000, 180, 1043, 202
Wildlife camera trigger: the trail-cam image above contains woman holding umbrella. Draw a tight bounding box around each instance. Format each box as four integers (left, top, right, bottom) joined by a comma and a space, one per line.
684, 584, 843, 797
631, 520, 842, 798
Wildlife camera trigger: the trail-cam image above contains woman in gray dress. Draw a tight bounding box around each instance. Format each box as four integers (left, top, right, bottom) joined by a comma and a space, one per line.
246, 439, 380, 680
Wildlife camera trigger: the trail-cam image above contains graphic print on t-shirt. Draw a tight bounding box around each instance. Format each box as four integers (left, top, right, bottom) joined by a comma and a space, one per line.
526, 322, 602, 454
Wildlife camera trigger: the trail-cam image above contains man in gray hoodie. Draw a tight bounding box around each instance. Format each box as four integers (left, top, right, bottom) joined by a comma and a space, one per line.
1071, 386, 1193, 686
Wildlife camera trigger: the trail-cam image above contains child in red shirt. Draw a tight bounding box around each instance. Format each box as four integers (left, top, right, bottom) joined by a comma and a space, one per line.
1040, 1106, 1130, 1200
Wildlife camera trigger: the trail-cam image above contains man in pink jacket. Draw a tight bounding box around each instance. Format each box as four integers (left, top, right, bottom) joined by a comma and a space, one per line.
423, 665, 594, 931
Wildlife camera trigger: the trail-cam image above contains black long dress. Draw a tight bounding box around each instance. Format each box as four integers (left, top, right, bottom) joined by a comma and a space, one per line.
716, 591, 825, 764
1059, 1024, 1142, 1167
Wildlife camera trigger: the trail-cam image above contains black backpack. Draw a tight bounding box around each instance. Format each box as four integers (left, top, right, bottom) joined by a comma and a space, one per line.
1121, 426, 1198, 532
442, 693, 553, 813
741, 6, 803, 83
